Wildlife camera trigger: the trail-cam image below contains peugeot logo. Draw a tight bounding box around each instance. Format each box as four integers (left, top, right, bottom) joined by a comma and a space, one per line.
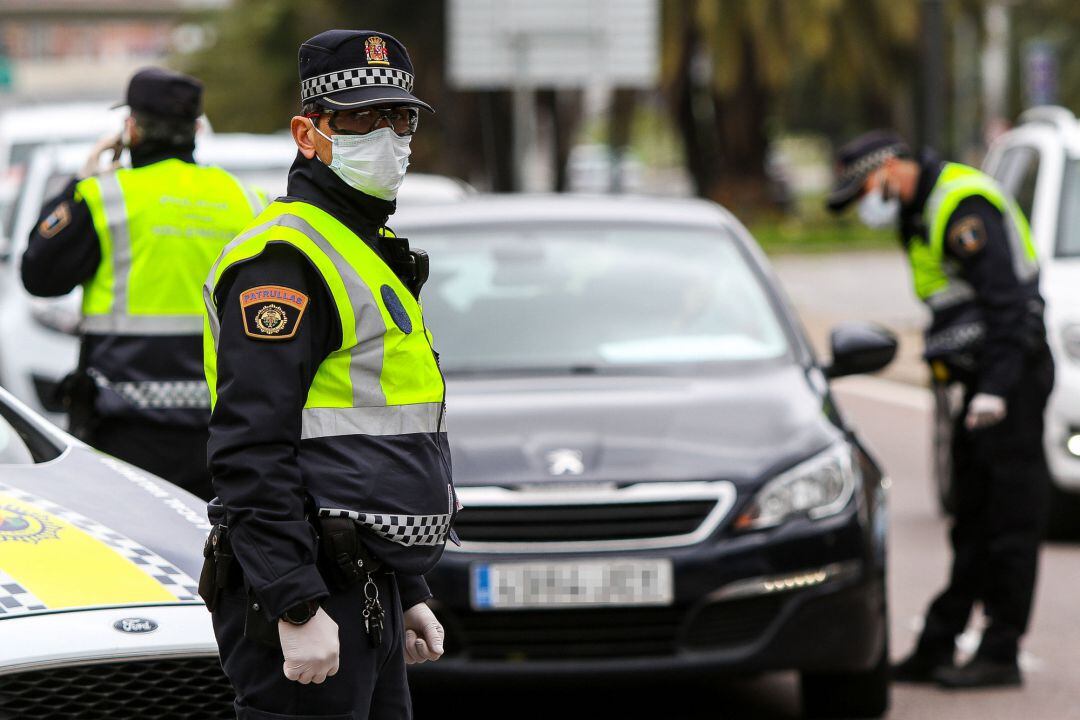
114, 617, 158, 634
545, 449, 585, 476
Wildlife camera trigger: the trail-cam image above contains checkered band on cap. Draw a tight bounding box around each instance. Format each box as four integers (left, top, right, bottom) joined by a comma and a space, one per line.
839, 145, 905, 185
301, 66, 414, 103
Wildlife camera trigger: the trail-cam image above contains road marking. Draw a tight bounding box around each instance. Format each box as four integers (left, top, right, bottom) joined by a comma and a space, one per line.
832, 375, 933, 412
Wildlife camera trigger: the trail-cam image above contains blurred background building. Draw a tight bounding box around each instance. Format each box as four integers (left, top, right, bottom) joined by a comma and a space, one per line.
1, 0, 1078, 248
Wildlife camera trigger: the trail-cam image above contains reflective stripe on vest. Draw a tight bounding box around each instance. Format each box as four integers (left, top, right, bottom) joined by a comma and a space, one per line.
908, 162, 1037, 308
203, 201, 445, 441
78, 160, 265, 336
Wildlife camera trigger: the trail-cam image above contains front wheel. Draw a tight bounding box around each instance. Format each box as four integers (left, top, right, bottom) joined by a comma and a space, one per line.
800, 636, 890, 719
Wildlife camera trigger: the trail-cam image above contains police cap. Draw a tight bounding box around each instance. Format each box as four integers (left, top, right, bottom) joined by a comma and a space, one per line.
826, 130, 911, 212
114, 67, 203, 121
299, 30, 433, 113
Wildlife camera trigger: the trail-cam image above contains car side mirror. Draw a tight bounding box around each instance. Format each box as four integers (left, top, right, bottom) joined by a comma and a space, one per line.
825, 322, 898, 379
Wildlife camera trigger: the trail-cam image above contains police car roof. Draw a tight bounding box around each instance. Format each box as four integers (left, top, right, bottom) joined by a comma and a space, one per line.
392, 193, 738, 232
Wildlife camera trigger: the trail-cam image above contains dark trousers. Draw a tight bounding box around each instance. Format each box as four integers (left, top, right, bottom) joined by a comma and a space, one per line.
213, 574, 411, 720
919, 346, 1054, 662
89, 418, 212, 500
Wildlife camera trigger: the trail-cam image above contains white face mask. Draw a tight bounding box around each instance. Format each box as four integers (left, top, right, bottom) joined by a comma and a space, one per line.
311, 121, 411, 201
857, 185, 900, 229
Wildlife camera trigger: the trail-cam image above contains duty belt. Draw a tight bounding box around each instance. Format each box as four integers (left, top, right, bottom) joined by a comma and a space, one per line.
87, 368, 210, 410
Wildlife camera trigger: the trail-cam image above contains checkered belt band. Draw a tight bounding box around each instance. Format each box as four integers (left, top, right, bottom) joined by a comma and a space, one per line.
302, 66, 414, 103
88, 369, 210, 410
318, 507, 451, 548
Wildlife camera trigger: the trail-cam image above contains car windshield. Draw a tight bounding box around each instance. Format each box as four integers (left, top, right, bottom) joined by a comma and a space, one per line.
0, 410, 39, 464
1057, 158, 1080, 257
417, 225, 792, 374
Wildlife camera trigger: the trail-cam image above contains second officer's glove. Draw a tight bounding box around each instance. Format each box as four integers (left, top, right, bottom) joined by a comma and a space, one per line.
278, 607, 340, 684
403, 602, 445, 664
965, 393, 1007, 430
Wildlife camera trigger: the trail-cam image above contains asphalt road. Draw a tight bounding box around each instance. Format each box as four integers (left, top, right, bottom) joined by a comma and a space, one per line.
415, 377, 1080, 720
414, 251, 1080, 719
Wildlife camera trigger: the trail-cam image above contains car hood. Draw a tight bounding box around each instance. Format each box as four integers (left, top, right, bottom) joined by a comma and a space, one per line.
444, 364, 843, 489
0, 445, 210, 623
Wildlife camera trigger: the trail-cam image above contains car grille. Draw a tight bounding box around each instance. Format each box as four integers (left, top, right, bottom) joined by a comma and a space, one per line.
0, 656, 233, 720
453, 500, 718, 543
451, 607, 684, 660
684, 596, 785, 649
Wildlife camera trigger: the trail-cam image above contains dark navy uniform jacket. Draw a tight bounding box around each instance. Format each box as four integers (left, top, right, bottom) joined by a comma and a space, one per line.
207, 154, 432, 620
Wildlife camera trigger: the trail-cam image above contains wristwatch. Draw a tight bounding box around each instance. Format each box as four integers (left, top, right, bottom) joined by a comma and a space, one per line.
280, 599, 320, 626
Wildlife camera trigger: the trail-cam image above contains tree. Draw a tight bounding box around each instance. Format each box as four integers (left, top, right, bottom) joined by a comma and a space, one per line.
662, 0, 919, 209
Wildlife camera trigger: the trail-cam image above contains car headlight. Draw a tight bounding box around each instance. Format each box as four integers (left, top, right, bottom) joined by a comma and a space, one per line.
1061, 322, 1080, 362
734, 443, 859, 531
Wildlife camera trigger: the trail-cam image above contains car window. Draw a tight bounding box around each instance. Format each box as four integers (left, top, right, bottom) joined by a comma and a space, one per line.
1056, 158, 1080, 257
0, 411, 41, 464
994, 146, 1040, 221
416, 226, 791, 373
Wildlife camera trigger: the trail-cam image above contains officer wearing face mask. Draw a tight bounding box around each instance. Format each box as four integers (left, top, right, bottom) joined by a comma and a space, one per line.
201, 30, 455, 719
828, 131, 1054, 689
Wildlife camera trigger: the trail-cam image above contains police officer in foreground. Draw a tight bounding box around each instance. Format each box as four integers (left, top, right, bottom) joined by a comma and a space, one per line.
201, 30, 453, 718
828, 132, 1054, 689
21, 68, 264, 500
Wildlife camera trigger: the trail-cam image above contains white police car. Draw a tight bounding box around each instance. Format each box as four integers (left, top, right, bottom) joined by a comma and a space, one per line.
0, 386, 231, 717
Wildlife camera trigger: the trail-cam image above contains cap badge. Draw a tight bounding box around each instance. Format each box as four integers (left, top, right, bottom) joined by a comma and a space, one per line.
365, 36, 390, 66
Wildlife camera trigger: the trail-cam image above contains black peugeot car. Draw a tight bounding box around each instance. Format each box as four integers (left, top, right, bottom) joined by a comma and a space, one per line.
393, 196, 895, 719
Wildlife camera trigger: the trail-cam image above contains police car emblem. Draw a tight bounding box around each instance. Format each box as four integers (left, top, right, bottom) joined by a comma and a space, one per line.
114, 618, 158, 634
254, 304, 288, 335
0, 504, 62, 544
545, 449, 585, 476
366, 36, 390, 65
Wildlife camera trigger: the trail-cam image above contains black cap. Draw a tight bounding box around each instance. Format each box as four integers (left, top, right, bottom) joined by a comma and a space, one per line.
299, 30, 433, 113
113, 67, 203, 121
826, 130, 911, 212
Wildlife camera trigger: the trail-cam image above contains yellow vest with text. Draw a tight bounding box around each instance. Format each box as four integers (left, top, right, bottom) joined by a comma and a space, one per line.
75, 159, 264, 418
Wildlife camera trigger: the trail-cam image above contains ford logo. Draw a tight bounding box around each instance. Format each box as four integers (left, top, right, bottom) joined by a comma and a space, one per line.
113, 618, 158, 634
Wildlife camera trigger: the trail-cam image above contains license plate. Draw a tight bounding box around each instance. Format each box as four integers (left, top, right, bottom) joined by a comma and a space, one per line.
471, 559, 673, 610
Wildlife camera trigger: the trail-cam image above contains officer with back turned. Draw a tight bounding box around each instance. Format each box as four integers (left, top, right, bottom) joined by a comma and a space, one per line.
21, 68, 264, 499
200, 30, 454, 719
827, 131, 1054, 688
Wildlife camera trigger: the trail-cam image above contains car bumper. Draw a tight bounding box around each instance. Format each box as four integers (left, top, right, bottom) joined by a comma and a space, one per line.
1045, 372, 1080, 492
413, 508, 885, 679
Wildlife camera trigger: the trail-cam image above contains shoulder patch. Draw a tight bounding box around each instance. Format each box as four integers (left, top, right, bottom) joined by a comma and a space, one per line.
239, 285, 309, 341
947, 215, 987, 257
38, 202, 72, 239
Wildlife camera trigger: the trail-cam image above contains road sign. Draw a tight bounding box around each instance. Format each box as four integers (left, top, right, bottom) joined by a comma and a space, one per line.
447, 0, 659, 90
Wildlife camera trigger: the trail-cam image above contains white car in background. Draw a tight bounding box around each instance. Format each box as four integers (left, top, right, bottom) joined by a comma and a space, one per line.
980, 105, 1080, 536
1, 134, 473, 422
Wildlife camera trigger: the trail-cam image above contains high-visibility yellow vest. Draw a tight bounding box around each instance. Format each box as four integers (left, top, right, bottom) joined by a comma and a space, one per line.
74, 159, 264, 417
907, 162, 1037, 311
203, 200, 452, 572
77, 159, 265, 336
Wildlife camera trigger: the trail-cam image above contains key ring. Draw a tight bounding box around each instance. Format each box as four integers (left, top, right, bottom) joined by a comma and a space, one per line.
363, 575, 380, 603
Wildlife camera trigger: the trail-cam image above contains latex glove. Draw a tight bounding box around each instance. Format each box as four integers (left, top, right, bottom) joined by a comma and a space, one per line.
403, 602, 445, 664
278, 608, 340, 684
79, 132, 123, 179
965, 393, 1007, 430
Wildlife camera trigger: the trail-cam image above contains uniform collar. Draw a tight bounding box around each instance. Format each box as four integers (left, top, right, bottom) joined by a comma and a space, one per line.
284, 152, 396, 240
899, 148, 944, 242
130, 141, 195, 168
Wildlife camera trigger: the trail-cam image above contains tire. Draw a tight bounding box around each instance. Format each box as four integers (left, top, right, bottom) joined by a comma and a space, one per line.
800, 632, 890, 719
